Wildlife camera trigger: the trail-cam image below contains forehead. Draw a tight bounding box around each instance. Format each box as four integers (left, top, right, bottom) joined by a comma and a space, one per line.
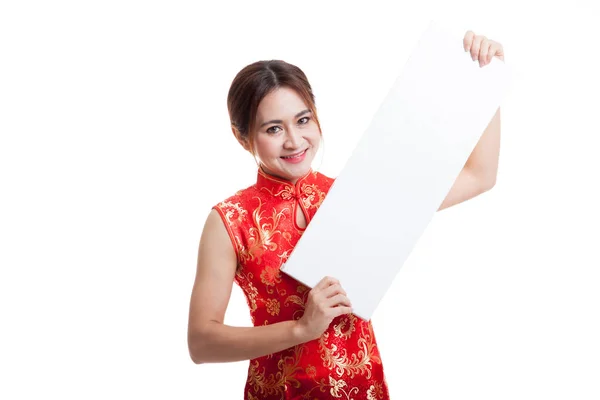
256, 87, 308, 120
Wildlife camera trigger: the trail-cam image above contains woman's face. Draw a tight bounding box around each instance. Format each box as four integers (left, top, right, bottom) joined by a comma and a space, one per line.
252, 86, 321, 184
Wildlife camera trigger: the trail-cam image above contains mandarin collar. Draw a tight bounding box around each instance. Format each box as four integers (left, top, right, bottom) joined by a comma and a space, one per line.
256, 166, 317, 200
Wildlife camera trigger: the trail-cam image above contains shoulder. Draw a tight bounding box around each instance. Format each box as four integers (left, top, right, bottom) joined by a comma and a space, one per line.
212, 183, 257, 211
209, 184, 257, 265
211, 182, 261, 236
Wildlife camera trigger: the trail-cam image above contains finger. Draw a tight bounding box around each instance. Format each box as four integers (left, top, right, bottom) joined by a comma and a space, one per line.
463, 30, 475, 52
486, 43, 496, 64
470, 35, 486, 61
479, 39, 490, 66
489, 41, 505, 62
332, 305, 353, 318
314, 276, 338, 291
326, 293, 351, 308
322, 283, 347, 299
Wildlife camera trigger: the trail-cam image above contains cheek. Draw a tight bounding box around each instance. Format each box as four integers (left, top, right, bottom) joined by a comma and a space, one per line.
256, 137, 282, 157
308, 126, 322, 141
308, 121, 321, 136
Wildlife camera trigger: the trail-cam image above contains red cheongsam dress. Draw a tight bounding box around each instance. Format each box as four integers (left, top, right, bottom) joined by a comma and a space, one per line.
213, 166, 390, 400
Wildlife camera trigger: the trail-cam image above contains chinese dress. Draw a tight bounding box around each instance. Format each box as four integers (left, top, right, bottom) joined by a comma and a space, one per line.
213, 166, 390, 400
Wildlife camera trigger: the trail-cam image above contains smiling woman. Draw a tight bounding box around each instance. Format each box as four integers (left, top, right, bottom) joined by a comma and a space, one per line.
188, 35, 504, 396
248, 87, 319, 176
228, 61, 324, 184
188, 60, 392, 399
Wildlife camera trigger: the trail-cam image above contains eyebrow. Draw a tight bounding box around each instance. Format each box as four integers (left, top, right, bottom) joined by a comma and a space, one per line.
258, 109, 311, 129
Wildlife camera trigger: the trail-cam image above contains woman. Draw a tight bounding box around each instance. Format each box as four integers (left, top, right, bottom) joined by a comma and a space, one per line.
188, 31, 505, 399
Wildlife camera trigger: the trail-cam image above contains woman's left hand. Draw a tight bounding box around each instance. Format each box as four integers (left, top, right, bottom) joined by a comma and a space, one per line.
463, 30, 505, 67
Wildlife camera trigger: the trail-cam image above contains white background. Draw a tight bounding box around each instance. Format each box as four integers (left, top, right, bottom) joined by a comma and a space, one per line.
1, 1, 598, 399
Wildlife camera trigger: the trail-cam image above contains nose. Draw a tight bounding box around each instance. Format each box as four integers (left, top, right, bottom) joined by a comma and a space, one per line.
284, 126, 303, 149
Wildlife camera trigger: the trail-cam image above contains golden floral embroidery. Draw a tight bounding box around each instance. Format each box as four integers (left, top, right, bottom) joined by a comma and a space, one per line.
260, 265, 281, 285
319, 322, 381, 379
329, 376, 359, 399
333, 314, 357, 340
238, 197, 290, 265
329, 376, 346, 397
278, 249, 292, 263
247, 344, 306, 397
300, 377, 329, 399
235, 270, 259, 313
367, 382, 385, 399
218, 200, 248, 224
284, 295, 305, 308
284, 294, 306, 320
300, 183, 326, 210
265, 299, 280, 316
297, 284, 309, 294
281, 283, 310, 320
260, 184, 296, 200
260, 264, 283, 295
247, 361, 282, 397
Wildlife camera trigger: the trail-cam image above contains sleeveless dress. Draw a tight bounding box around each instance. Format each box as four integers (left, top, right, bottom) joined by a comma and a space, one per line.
213, 166, 390, 400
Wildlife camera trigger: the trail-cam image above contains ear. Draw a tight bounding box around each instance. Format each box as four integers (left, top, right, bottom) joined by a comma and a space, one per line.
231, 126, 251, 152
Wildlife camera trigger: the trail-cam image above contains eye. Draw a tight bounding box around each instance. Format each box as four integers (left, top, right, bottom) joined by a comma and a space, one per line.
298, 116, 310, 125
266, 125, 282, 134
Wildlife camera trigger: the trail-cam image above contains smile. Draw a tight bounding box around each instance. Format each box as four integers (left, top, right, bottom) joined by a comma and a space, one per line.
281, 149, 307, 159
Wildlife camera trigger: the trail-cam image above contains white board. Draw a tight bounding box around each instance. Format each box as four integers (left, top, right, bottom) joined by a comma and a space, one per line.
281, 21, 512, 320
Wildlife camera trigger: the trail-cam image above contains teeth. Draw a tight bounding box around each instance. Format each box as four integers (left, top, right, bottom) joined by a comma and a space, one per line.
283, 149, 305, 159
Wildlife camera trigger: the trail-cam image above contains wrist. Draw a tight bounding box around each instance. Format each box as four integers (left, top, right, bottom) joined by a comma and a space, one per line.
291, 320, 309, 344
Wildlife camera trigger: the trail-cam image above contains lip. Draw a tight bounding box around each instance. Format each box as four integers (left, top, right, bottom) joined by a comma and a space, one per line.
280, 148, 307, 164
281, 148, 307, 158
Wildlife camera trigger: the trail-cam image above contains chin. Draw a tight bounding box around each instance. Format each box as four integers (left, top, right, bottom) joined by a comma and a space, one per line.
266, 162, 309, 181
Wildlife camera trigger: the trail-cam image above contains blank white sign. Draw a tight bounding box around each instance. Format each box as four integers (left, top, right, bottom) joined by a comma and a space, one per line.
281, 21, 512, 320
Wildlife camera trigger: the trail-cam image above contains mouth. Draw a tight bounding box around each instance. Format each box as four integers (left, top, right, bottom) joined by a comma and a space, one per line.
281, 148, 308, 160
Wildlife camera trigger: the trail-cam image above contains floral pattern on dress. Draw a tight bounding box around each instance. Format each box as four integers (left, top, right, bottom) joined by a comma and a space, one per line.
213, 167, 390, 399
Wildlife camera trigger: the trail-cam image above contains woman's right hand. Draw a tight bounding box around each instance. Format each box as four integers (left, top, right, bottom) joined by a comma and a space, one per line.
295, 276, 353, 342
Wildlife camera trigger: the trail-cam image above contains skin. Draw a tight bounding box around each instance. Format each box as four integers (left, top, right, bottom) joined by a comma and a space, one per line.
234, 85, 321, 185
438, 31, 504, 211
188, 86, 351, 364
188, 31, 505, 364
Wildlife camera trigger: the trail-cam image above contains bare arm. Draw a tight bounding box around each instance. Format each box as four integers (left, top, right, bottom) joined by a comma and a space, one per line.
187, 209, 309, 364
464, 107, 501, 187
437, 107, 500, 211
